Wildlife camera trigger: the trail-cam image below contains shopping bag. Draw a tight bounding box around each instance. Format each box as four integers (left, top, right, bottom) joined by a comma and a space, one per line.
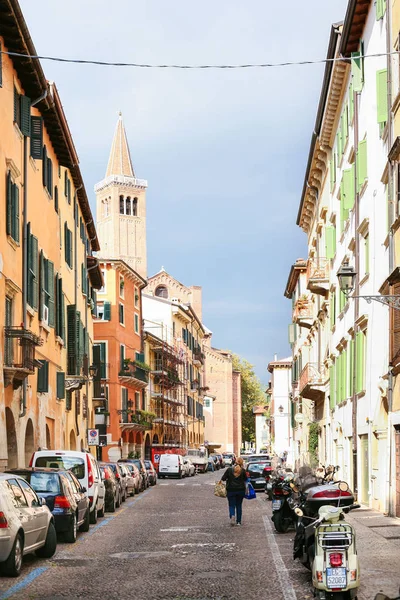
214, 480, 227, 498
245, 483, 256, 500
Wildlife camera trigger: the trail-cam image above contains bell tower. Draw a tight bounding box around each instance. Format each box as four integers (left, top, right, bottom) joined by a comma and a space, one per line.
95, 113, 147, 278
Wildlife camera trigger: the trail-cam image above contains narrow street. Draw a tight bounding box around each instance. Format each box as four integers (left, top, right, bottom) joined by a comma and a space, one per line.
0, 472, 399, 600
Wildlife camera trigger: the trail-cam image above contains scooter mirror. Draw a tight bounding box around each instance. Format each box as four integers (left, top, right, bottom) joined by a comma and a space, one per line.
294, 507, 303, 517
338, 481, 349, 492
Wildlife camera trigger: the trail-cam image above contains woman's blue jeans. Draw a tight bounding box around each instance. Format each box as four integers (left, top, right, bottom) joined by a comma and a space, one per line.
227, 491, 245, 524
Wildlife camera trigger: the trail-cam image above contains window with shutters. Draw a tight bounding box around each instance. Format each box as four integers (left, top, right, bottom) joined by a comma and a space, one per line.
64, 223, 73, 268
325, 226, 336, 260
351, 41, 364, 92
119, 276, 125, 298
390, 283, 400, 366
134, 313, 139, 334
67, 305, 82, 375
376, 69, 388, 127
39, 252, 55, 327
37, 360, 49, 393
6, 171, 20, 243
121, 388, 129, 422
119, 303, 125, 325
134, 287, 139, 308
30, 117, 43, 160
357, 138, 368, 192
27, 225, 38, 310
120, 345, 125, 372
330, 289, 336, 329
376, 0, 386, 20
81, 263, 87, 297
56, 372, 65, 399
355, 330, 366, 394
55, 275, 65, 342
94, 342, 107, 379
54, 186, 59, 213
13, 88, 31, 135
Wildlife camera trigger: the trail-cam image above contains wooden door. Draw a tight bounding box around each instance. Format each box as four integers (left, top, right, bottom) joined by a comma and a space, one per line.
396, 428, 400, 518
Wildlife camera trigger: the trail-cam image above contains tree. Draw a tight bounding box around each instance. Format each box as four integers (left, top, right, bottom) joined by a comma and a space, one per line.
231, 354, 266, 445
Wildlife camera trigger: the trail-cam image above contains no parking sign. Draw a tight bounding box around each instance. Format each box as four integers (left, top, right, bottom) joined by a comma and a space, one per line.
88, 429, 99, 446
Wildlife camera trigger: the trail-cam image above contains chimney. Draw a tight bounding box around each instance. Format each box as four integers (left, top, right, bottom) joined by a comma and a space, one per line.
274, 353, 278, 361
189, 286, 202, 321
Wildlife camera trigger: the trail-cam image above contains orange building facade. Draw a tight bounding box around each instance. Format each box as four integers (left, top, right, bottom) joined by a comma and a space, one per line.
0, 0, 103, 469
93, 260, 147, 460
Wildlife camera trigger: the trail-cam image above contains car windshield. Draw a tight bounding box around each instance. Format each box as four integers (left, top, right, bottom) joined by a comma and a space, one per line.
248, 462, 270, 471
132, 460, 141, 469
144, 461, 152, 469
27, 472, 61, 493
35, 456, 85, 479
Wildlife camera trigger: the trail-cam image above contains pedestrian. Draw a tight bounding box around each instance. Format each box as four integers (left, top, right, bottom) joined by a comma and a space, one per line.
221, 457, 248, 526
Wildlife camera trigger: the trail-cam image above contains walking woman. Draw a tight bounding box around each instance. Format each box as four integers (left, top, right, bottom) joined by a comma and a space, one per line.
221, 457, 248, 526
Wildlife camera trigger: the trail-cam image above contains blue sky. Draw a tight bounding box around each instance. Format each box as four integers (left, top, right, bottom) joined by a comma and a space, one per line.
20, 0, 348, 385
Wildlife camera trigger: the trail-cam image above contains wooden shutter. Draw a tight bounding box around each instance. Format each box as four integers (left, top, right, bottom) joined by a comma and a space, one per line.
357, 139, 368, 190
325, 226, 336, 259
54, 185, 58, 213
390, 282, 400, 365
329, 364, 335, 409
77, 317, 84, 373
342, 166, 355, 210
103, 301, 111, 321
30, 116, 43, 159
39, 250, 45, 321
19, 95, 31, 137
349, 83, 354, 122
376, 69, 388, 123
92, 345, 102, 398
56, 372, 65, 399
31, 233, 39, 309
91, 288, 97, 316
67, 178, 71, 203
37, 360, 49, 393
6, 171, 12, 236
12, 184, 20, 243
340, 179, 349, 232
64, 170, 68, 197
64, 222, 69, 265
376, 0, 386, 19
288, 323, 295, 345
356, 331, 365, 393
120, 345, 125, 372
47, 260, 55, 327
14, 86, 19, 123
330, 290, 336, 328
47, 157, 53, 197
343, 349, 348, 401
100, 343, 106, 378
42, 146, 48, 187
351, 47, 364, 92
67, 305, 77, 375
349, 338, 354, 397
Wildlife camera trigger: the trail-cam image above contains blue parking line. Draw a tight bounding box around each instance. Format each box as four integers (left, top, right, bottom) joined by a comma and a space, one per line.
0, 566, 48, 600
87, 516, 113, 534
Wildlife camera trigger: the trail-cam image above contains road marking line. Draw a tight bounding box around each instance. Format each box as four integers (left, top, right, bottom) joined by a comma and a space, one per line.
192, 484, 201, 486
176, 483, 185, 486
262, 515, 297, 600
161, 527, 189, 532
171, 542, 235, 549
0, 566, 48, 600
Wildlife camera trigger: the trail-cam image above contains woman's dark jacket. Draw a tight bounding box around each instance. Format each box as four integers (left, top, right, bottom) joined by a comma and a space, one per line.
221, 467, 247, 492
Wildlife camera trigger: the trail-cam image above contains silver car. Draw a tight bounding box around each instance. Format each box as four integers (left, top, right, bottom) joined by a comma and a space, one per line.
0, 473, 57, 577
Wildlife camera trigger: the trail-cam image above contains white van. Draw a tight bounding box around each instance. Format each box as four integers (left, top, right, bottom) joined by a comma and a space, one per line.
30, 450, 105, 523
158, 454, 184, 479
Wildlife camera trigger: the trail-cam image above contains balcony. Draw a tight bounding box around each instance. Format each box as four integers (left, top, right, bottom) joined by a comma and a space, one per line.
118, 360, 148, 389
293, 297, 313, 329
118, 409, 154, 431
193, 349, 205, 366
299, 362, 328, 403
307, 258, 329, 295
151, 365, 181, 389
4, 326, 42, 388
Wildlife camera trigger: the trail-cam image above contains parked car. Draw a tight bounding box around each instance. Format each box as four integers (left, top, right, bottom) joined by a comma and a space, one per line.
99, 465, 118, 512
118, 463, 136, 496
99, 462, 126, 506
222, 453, 235, 466
183, 458, 196, 477
119, 459, 149, 489
246, 461, 272, 491
120, 462, 141, 494
30, 450, 105, 524
158, 454, 184, 479
6, 468, 90, 544
144, 460, 157, 485
0, 473, 57, 577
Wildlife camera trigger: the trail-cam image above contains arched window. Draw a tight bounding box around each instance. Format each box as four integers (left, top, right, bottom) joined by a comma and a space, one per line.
119, 195, 125, 215
132, 197, 138, 216
155, 285, 168, 299
126, 197, 131, 215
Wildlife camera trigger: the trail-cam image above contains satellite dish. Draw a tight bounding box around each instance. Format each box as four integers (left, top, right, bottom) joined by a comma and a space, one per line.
294, 413, 305, 424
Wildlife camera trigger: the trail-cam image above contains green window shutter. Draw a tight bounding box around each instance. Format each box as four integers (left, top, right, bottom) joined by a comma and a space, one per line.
329, 365, 335, 409
30, 116, 43, 159
81, 263, 86, 296
30, 233, 39, 310
349, 83, 354, 122
330, 290, 336, 328
357, 139, 368, 191
67, 305, 78, 375
135, 313, 139, 332
47, 158, 53, 198
349, 339, 354, 397
42, 146, 48, 188
376, 69, 388, 123
39, 250, 45, 321
68, 230, 73, 267
54, 185, 59, 213
341, 107, 348, 148
19, 95, 31, 137
47, 260, 55, 327
56, 372, 65, 399
342, 166, 355, 210
356, 331, 366, 393
376, 0, 386, 19
91, 288, 97, 316
343, 349, 347, 401
335, 357, 341, 406
56, 276, 65, 341
325, 226, 336, 260
13, 86, 19, 123
78, 318, 84, 372
6, 171, 12, 236
100, 343, 106, 379
339, 290, 346, 313
37, 360, 49, 393
12, 184, 20, 243
103, 301, 111, 321
67, 178, 71, 203
340, 179, 349, 232
351, 43, 364, 92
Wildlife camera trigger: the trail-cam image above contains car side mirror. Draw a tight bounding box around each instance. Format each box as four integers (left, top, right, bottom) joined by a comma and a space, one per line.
81, 486, 87, 493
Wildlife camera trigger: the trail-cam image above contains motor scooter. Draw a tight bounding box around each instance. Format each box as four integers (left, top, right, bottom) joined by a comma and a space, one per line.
271, 473, 297, 533
294, 482, 360, 600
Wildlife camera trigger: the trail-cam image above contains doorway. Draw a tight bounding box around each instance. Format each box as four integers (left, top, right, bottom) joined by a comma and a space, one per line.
359, 435, 369, 505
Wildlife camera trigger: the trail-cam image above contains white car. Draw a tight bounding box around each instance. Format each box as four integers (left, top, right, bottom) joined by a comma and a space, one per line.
30, 450, 105, 524
183, 458, 196, 477
222, 453, 235, 466
0, 473, 57, 577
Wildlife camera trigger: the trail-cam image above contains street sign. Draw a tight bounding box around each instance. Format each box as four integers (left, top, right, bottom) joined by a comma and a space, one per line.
88, 429, 99, 446
294, 414, 305, 424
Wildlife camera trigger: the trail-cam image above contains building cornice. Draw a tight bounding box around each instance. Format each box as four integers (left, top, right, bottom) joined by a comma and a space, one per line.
94, 174, 148, 193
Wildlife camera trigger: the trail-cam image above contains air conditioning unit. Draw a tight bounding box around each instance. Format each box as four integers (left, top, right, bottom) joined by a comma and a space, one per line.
42, 305, 49, 325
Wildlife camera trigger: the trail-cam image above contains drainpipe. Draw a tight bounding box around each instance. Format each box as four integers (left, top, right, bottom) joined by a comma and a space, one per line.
74, 184, 83, 438
20, 90, 48, 418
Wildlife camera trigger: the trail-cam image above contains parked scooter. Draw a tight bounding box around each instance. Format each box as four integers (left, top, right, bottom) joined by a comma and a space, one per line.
271, 472, 297, 533
294, 482, 360, 600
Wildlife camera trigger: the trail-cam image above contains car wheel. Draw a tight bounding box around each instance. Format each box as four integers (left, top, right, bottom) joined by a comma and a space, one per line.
89, 503, 98, 525
0, 532, 24, 577
36, 522, 57, 558
79, 509, 90, 533
97, 501, 105, 518
64, 514, 77, 543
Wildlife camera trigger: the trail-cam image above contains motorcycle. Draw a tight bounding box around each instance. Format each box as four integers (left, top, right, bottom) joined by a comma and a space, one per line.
271, 472, 297, 533
294, 481, 360, 600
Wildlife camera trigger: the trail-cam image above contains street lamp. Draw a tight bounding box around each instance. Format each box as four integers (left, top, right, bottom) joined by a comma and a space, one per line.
337, 260, 400, 310
89, 364, 98, 378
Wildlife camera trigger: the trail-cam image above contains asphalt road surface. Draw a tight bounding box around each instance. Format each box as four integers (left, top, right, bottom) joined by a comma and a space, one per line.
0, 472, 315, 600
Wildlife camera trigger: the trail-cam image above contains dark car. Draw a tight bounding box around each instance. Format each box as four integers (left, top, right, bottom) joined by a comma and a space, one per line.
119, 459, 149, 490
99, 462, 126, 506
6, 467, 90, 543
99, 465, 118, 512
144, 460, 157, 486
245, 461, 273, 491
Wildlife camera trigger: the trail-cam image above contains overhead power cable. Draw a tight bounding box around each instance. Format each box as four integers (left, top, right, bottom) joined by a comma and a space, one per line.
1, 49, 399, 70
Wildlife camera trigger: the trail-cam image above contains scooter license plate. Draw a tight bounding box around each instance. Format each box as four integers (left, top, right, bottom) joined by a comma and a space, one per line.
272, 500, 282, 510
256, 478, 265, 484
326, 568, 347, 589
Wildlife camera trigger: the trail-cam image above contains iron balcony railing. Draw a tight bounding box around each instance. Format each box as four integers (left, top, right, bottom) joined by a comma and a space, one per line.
4, 326, 42, 371
294, 297, 313, 321
119, 362, 149, 384
307, 257, 329, 283
299, 362, 328, 394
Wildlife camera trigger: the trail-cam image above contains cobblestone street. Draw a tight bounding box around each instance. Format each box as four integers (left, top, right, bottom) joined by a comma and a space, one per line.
0, 473, 399, 600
